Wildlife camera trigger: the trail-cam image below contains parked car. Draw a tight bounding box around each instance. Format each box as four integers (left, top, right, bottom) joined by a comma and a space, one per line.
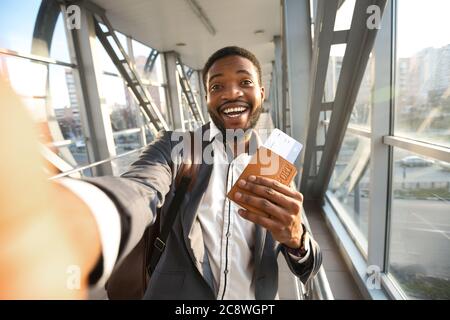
399, 156, 434, 167
437, 160, 450, 171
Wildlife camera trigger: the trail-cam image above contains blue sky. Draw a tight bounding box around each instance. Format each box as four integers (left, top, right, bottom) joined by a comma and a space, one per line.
0, 0, 70, 62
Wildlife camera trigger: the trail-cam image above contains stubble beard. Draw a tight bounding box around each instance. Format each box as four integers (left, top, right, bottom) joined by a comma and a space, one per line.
208, 104, 262, 137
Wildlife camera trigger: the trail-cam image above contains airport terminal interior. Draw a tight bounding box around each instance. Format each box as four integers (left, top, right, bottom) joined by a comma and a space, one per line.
0, 0, 449, 300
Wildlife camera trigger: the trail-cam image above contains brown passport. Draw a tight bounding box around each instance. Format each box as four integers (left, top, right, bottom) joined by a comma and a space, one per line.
227, 147, 297, 216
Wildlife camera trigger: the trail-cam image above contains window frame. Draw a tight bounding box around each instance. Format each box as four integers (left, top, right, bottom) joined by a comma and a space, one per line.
323, 0, 450, 300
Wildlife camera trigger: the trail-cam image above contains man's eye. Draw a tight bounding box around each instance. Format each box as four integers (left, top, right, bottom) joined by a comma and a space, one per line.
241, 80, 253, 86
210, 84, 221, 91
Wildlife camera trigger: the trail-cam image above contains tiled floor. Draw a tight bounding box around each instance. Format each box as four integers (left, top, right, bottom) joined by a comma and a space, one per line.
303, 200, 364, 300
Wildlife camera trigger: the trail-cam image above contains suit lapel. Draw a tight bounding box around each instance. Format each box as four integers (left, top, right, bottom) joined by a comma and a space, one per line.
180, 123, 216, 291
181, 161, 213, 264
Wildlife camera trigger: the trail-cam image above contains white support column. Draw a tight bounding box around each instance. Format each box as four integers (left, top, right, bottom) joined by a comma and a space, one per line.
163, 51, 184, 130
67, 4, 116, 175
368, 2, 393, 276
282, 0, 312, 173
269, 66, 279, 128
273, 36, 283, 129
197, 70, 209, 122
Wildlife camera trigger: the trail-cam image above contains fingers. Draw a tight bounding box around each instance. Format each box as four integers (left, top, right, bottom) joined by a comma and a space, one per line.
234, 175, 304, 242
247, 175, 303, 201
234, 191, 292, 225
235, 175, 303, 218
237, 178, 301, 213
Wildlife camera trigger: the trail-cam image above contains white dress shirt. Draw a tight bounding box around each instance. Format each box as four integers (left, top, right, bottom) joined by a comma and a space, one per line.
197, 121, 257, 299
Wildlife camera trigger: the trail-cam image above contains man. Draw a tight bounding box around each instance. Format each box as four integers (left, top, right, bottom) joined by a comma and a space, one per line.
0, 46, 321, 299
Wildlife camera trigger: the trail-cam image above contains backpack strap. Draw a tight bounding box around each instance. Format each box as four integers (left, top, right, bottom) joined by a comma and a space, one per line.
146, 130, 199, 274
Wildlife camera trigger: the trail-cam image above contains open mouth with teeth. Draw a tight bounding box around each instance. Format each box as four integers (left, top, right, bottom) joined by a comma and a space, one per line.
220, 106, 250, 119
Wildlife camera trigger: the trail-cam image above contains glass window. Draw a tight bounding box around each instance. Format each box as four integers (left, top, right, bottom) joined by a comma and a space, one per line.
395, 0, 450, 148
324, 44, 346, 102
98, 73, 144, 154
188, 70, 207, 124
179, 64, 201, 130
49, 12, 71, 63
132, 39, 158, 83
131, 40, 170, 123
115, 31, 128, 55
329, 132, 370, 253
349, 53, 374, 128
334, 0, 356, 31
95, 33, 153, 153
95, 38, 118, 74
0, 54, 89, 167
188, 69, 204, 107
48, 65, 89, 166
146, 84, 168, 117
388, 148, 450, 299
0, 1, 70, 63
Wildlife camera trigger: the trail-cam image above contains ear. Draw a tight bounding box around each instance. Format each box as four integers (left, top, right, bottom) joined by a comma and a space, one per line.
260, 86, 265, 101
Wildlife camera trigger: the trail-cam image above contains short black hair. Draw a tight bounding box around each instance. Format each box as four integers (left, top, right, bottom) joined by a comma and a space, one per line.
202, 46, 262, 91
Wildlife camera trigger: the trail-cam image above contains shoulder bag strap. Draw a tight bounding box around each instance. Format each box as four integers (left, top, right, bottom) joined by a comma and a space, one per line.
147, 131, 199, 274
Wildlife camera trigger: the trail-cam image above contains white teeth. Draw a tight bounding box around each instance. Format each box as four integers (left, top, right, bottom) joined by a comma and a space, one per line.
222, 106, 247, 114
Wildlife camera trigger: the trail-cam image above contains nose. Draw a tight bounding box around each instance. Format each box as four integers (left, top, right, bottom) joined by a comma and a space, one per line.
220, 84, 243, 101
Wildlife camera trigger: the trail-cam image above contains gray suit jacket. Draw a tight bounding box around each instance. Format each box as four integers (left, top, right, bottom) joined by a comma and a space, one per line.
85, 123, 322, 299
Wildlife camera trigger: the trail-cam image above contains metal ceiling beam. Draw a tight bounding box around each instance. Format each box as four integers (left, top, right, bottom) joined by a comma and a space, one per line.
299, 0, 340, 198
185, 0, 216, 36
144, 49, 159, 73
312, 0, 388, 199
93, 12, 169, 132
300, 0, 388, 200
32, 0, 60, 57
175, 54, 205, 125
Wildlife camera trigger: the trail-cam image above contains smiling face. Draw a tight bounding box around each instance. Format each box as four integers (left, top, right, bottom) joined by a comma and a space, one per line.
205, 55, 265, 133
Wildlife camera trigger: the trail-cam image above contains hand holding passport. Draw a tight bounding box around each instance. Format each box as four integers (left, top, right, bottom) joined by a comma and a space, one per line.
227, 129, 303, 216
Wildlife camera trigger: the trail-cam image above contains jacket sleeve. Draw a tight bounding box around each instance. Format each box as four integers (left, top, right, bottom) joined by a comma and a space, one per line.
83, 130, 175, 264
281, 226, 323, 285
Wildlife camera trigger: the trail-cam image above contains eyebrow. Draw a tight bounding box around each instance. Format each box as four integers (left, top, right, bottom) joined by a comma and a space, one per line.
208, 73, 223, 84
236, 69, 253, 77
208, 69, 255, 86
